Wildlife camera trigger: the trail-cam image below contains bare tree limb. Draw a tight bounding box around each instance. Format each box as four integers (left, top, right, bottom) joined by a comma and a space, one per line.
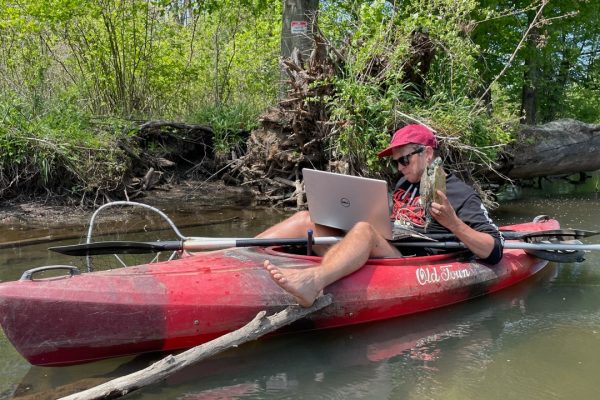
59, 294, 333, 400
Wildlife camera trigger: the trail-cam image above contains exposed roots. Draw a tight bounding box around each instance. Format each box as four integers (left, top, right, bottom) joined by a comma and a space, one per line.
231, 34, 341, 208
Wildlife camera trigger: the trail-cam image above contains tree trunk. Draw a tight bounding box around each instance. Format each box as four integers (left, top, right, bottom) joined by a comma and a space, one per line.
520, 10, 540, 125
235, 32, 338, 207
280, 0, 319, 95
496, 119, 600, 180
541, 40, 574, 122
402, 30, 436, 99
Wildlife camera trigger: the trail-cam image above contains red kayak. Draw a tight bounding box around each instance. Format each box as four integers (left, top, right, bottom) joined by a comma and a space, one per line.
0, 218, 559, 366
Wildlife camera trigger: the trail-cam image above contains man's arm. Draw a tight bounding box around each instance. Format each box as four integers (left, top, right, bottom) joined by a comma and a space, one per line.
430, 190, 499, 261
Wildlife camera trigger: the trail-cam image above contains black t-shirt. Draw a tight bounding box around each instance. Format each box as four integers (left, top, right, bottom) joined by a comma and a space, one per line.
391, 173, 504, 264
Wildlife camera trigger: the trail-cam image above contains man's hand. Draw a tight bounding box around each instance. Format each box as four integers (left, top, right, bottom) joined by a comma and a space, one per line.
430, 190, 495, 260
430, 190, 460, 231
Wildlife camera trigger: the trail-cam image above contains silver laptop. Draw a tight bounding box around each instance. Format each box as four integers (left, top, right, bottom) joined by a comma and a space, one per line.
303, 168, 393, 240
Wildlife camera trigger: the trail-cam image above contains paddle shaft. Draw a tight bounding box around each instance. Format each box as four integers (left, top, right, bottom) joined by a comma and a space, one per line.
394, 241, 600, 251
186, 236, 343, 250
184, 239, 600, 252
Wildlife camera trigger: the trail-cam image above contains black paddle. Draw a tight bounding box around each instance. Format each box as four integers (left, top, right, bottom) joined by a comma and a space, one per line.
49, 237, 344, 256
423, 229, 597, 242
49, 229, 599, 257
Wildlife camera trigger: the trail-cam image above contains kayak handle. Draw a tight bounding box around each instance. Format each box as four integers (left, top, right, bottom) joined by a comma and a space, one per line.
20, 265, 82, 281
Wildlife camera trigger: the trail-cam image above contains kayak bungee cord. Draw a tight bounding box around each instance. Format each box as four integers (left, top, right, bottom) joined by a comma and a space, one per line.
84, 201, 187, 271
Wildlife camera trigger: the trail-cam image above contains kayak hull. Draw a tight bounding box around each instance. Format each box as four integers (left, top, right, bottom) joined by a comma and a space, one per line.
0, 219, 558, 366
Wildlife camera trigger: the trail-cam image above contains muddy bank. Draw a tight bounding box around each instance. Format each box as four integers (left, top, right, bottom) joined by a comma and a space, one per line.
0, 180, 256, 241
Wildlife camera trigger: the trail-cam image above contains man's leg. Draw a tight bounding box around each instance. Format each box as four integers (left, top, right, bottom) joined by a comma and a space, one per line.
264, 221, 402, 307
256, 210, 340, 238
256, 210, 342, 255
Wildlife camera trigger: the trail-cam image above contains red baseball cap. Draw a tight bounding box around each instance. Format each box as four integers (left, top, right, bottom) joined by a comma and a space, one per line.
377, 124, 438, 157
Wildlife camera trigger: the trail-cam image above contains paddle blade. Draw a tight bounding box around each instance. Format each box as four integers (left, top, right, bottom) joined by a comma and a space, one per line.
520, 229, 599, 241
49, 241, 183, 256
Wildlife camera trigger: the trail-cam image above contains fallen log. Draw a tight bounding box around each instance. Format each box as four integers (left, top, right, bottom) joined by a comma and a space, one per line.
497, 119, 600, 180
59, 294, 333, 400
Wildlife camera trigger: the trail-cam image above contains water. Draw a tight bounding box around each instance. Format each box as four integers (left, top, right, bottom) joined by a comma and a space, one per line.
1, 194, 600, 399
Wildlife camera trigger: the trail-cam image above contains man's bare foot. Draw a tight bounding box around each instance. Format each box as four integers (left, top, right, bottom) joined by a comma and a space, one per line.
263, 260, 322, 307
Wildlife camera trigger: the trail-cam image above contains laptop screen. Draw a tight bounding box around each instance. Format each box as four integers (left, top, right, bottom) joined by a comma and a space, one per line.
302, 168, 392, 240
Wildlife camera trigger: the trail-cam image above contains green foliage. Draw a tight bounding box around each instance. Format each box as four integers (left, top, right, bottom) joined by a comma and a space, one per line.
472, 0, 600, 124
0, 92, 128, 199
321, 0, 513, 172
320, 0, 599, 174
0, 0, 280, 118
193, 103, 261, 155
0, 0, 281, 199
185, 0, 280, 110
413, 95, 514, 160
562, 84, 600, 124
0, 0, 599, 200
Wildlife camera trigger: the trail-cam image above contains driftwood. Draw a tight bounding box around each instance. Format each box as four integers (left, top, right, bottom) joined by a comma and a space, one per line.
58, 294, 333, 400
496, 119, 600, 180
121, 120, 216, 199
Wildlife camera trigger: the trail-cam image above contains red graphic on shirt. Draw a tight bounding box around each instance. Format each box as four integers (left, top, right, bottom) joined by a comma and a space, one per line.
391, 187, 426, 228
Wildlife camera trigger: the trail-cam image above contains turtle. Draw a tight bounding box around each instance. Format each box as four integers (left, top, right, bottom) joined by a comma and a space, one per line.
419, 157, 446, 231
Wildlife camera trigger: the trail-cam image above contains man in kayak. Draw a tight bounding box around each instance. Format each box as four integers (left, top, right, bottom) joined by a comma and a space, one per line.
258, 124, 504, 307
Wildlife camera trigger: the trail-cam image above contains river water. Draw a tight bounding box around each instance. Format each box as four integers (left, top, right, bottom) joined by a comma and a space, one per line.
1, 187, 600, 400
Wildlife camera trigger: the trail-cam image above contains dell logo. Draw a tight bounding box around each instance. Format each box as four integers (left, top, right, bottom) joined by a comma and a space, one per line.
340, 198, 351, 207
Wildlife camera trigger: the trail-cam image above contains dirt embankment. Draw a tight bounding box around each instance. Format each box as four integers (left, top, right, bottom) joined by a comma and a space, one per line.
0, 180, 252, 234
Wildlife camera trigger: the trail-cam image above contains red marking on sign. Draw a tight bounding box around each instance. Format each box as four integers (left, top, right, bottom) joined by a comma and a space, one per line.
291, 20, 308, 34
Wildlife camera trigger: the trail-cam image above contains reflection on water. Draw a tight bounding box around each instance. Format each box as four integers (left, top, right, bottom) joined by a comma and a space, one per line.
494, 193, 600, 229
497, 172, 600, 201
1, 195, 600, 399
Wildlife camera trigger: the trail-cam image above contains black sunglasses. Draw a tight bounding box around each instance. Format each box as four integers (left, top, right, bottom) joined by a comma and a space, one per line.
393, 147, 425, 167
